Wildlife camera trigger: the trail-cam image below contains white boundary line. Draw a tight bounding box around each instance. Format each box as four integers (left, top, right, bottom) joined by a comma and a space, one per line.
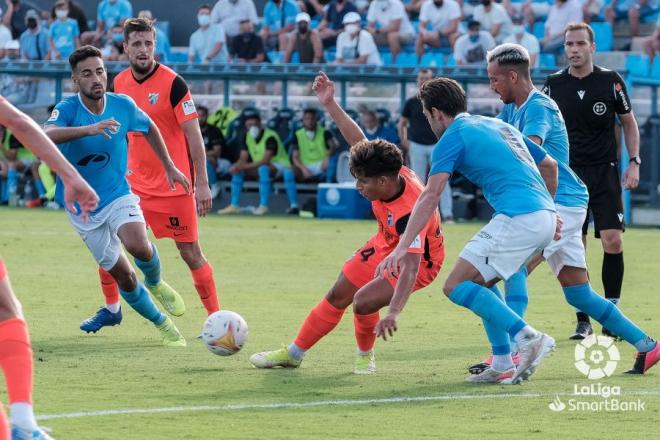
37, 390, 660, 420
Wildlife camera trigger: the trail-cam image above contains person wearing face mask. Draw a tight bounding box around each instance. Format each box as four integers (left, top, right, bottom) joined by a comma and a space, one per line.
84, 0, 132, 47
18, 9, 47, 60
218, 108, 299, 216
291, 108, 339, 182
3, 0, 40, 40
360, 107, 399, 145
284, 12, 324, 63
318, 0, 358, 47
229, 18, 266, 62
335, 12, 382, 65
472, 0, 513, 42
453, 20, 496, 65
503, 14, 539, 67
415, 0, 461, 61
49, 0, 88, 34
48, 0, 80, 60
210, 0, 258, 42
366, 0, 414, 63
542, 0, 583, 53
260, 0, 301, 51
189, 4, 228, 64
102, 23, 126, 61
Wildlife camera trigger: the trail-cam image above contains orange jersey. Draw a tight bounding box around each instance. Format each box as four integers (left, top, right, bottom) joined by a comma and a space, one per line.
371, 167, 444, 267
113, 64, 198, 197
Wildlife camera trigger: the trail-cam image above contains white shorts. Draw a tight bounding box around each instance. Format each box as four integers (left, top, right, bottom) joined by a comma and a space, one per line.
304, 161, 325, 176
68, 193, 145, 271
460, 210, 556, 282
543, 205, 587, 276
273, 162, 293, 176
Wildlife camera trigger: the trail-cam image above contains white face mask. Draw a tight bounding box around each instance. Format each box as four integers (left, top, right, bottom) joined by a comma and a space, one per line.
344, 24, 359, 35
305, 129, 316, 140
198, 14, 211, 27
248, 126, 261, 138
512, 25, 525, 36
56, 9, 68, 19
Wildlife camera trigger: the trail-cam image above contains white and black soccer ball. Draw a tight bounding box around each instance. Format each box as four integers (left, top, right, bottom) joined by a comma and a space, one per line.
201, 310, 248, 356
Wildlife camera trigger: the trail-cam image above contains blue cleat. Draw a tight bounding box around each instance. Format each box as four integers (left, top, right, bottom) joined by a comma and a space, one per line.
11, 425, 55, 439
79, 306, 122, 333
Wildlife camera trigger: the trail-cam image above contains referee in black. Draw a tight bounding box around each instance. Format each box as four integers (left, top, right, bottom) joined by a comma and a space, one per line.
542, 22, 641, 340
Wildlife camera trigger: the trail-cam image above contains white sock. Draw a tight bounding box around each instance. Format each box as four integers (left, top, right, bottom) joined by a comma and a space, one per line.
491, 354, 514, 372
105, 302, 120, 314
10, 402, 37, 431
513, 325, 538, 344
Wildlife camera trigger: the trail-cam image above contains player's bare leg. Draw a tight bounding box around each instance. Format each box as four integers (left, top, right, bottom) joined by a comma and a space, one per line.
175, 240, 220, 314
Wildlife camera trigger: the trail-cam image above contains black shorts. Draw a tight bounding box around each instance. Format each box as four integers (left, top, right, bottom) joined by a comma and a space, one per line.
572, 162, 625, 238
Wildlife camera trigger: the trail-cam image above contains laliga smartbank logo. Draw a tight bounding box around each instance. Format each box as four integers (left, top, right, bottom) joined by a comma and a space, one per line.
548, 335, 646, 413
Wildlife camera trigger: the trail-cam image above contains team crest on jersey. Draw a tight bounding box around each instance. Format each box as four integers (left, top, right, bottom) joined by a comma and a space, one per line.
593, 102, 606, 116
387, 211, 393, 226
148, 92, 159, 105
577, 90, 585, 100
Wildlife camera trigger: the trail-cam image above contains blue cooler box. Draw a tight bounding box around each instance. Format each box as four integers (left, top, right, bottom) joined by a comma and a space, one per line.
317, 183, 372, 219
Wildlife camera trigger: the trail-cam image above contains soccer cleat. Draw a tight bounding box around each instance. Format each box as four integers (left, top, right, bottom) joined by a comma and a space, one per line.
249, 346, 302, 369
146, 280, 185, 317
569, 321, 593, 340
286, 207, 300, 215
465, 366, 516, 384
217, 205, 240, 215
11, 425, 55, 440
79, 306, 123, 333
625, 342, 660, 375
512, 333, 555, 384
156, 317, 186, 347
467, 352, 521, 375
354, 350, 376, 375
253, 206, 269, 216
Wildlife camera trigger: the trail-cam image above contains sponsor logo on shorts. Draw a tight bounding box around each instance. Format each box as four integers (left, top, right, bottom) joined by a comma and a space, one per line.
182, 99, 196, 116
478, 231, 492, 240
593, 102, 606, 116
167, 216, 188, 233
617, 213, 623, 223
148, 92, 159, 105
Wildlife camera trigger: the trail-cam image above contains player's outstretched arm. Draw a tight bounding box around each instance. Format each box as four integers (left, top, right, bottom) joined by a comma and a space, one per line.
144, 120, 191, 194
312, 71, 366, 147
44, 118, 121, 143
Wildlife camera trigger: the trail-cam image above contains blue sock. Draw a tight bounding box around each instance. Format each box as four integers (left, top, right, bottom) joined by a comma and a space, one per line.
258, 165, 271, 207
7, 169, 18, 201
562, 283, 649, 348
230, 172, 244, 207
287, 343, 305, 360
206, 160, 217, 185
120, 282, 166, 325
482, 285, 511, 356
283, 168, 298, 208
505, 268, 529, 351
449, 281, 527, 338
0, 178, 6, 203
326, 154, 339, 183
35, 179, 46, 198
134, 243, 161, 286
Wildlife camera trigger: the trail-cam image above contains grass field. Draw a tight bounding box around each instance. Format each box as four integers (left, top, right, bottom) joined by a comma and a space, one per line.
1, 208, 658, 439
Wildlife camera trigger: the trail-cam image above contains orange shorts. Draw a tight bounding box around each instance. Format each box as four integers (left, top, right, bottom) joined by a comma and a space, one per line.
0, 258, 6, 281
342, 237, 442, 291
137, 192, 198, 243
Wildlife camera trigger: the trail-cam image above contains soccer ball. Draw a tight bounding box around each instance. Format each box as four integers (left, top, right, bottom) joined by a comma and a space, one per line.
201, 310, 248, 356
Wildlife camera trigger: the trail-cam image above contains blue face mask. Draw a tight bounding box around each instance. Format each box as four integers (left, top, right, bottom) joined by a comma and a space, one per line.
112, 33, 123, 43
469, 34, 479, 43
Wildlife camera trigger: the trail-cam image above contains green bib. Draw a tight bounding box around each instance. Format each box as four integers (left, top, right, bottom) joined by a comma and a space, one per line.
295, 127, 327, 165
246, 128, 290, 166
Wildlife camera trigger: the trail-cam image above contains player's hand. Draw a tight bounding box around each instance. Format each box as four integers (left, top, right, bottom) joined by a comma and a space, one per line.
166, 166, 191, 194
63, 174, 99, 221
375, 312, 399, 341
87, 118, 120, 139
554, 213, 563, 241
312, 71, 335, 106
229, 163, 243, 175
623, 165, 640, 190
375, 246, 407, 279
194, 181, 213, 217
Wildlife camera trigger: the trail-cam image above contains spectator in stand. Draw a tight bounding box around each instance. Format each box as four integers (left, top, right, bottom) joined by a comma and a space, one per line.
2, 0, 40, 40
415, 0, 462, 60
503, 14, 540, 67
137, 10, 171, 63
335, 11, 382, 65
644, 15, 660, 59
2, 38, 19, 60
366, 0, 415, 63
284, 12, 324, 63
359, 107, 400, 145
197, 104, 229, 199
101, 23, 126, 61
318, 0, 358, 48
260, 0, 300, 51
607, 0, 659, 38
48, 0, 80, 61
0, 125, 40, 206
211, 0, 258, 41
19, 9, 48, 60
0, 8, 12, 59
83, 0, 132, 47
297, 0, 331, 18
291, 108, 339, 182
49, 0, 87, 34
189, 4, 228, 64
543, 0, 583, 52
453, 20, 496, 65
229, 18, 266, 62
472, 0, 514, 43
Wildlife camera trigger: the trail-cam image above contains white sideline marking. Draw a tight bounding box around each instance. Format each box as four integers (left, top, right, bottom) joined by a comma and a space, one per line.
37, 390, 660, 420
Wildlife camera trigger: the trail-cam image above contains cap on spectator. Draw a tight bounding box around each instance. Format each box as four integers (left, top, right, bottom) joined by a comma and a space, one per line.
296, 12, 311, 23
342, 11, 361, 25
25, 9, 39, 20
5, 40, 19, 50
242, 107, 260, 120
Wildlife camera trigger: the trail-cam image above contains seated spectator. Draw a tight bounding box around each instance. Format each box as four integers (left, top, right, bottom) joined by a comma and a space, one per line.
335, 11, 382, 65
229, 19, 266, 62
472, 0, 514, 42
211, 0, 258, 41
366, 0, 415, 62
607, 0, 659, 38
359, 107, 400, 145
297, 0, 331, 18
83, 0, 132, 47
453, 20, 496, 65
189, 4, 228, 64
101, 23, 127, 61
137, 10, 171, 63
415, 0, 462, 60
405, 0, 426, 18
50, 0, 87, 34
19, 9, 48, 60
543, 0, 583, 53
291, 108, 339, 181
318, 0, 358, 47
0, 8, 12, 59
217, 108, 298, 216
0, 125, 40, 205
2, 0, 40, 40
503, 14, 540, 67
580, 0, 605, 23
644, 15, 660, 59
2, 39, 19, 60
284, 12, 324, 63
260, 0, 300, 51
197, 104, 230, 199
48, 0, 80, 60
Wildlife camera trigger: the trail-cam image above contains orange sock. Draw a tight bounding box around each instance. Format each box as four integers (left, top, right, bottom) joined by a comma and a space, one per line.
294, 298, 346, 350
0, 403, 8, 440
354, 312, 380, 352
0, 318, 33, 405
98, 268, 119, 305
191, 263, 220, 315
0, 258, 6, 281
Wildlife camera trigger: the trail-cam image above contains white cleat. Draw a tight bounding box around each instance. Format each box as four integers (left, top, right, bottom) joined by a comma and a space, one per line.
466, 366, 517, 384
512, 333, 556, 384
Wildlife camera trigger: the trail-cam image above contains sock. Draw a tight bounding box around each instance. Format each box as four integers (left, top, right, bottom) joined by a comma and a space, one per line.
283, 168, 298, 208
562, 283, 648, 347
119, 283, 166, 325
576, 311, 591, 324
602, 252, 623, 301
634, 336, 657, 353
191, 262, 220, 315
0, 319, 35, 430
293, 297, 346, 351
353, 311, 380, 353
491, 354, 514, 371
513, 325, 538, 345
10, 402, 36, 432
287, 343, 306, 360
449, 281, 528, 339
38, 163, 56, 200
98, 268, 120, 308
258, 165, 271, 207
134, 243, 161, 286
0, 178, 5, 203
230, 172, 244, 207
505, 268, 528, 318
0, 405, 7, 438
6, 170, 18, 202
34, 180, 46, 198
481, 285, 512, 357
0, 258, 6, 281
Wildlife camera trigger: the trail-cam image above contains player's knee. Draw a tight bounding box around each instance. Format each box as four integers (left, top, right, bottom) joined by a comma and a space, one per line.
600, 233, 622, 253
115, 270, 138, 292
442, 280, 456, 297
353, 294, 377, 315
125, 240, 152, 261
178, 244, 205, 268
325, 286, 351, 310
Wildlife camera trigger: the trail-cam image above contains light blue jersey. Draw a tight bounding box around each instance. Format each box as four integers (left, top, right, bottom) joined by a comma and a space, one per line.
46, 92, 151, 212
429, 113, 555, 217
48, 19, 80, 59
499, 89, 588, 209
